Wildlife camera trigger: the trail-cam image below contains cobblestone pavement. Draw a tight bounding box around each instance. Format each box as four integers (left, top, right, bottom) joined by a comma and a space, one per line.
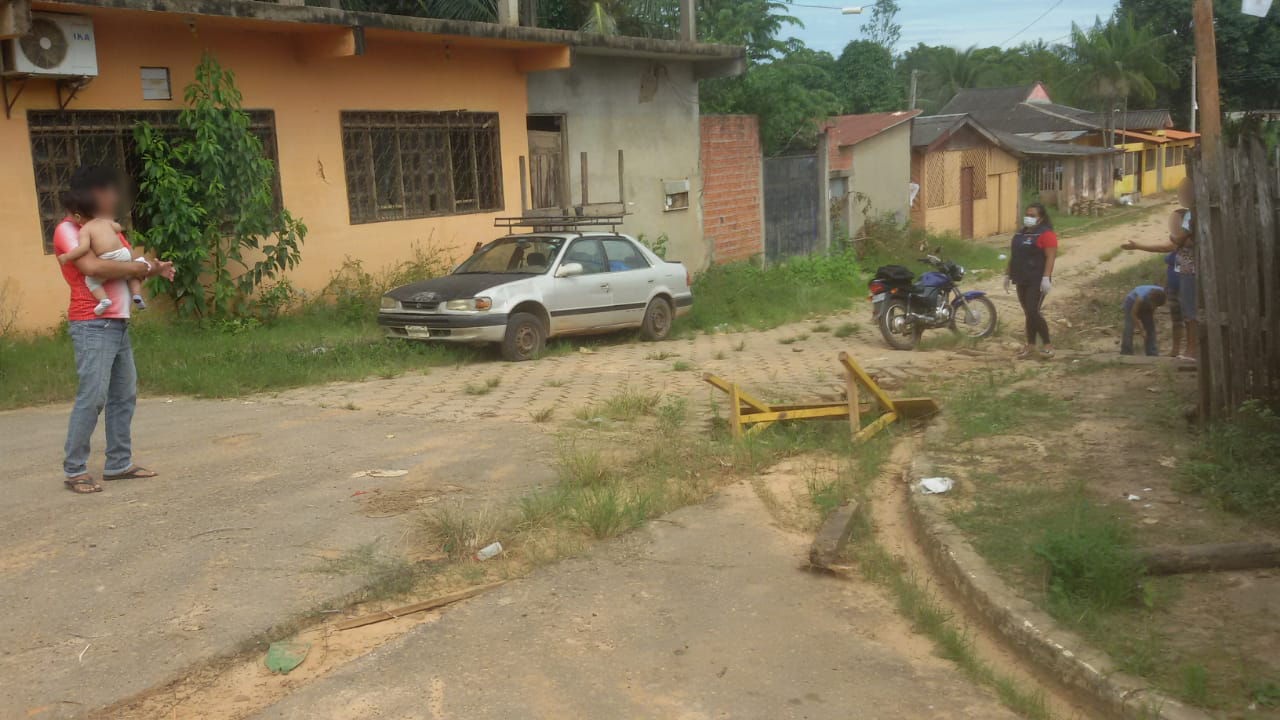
258, 316, 944, 424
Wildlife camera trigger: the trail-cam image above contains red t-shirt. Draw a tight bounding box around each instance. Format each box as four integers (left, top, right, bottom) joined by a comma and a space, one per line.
1035, 229, 1059, 250
52, 218, 134, 322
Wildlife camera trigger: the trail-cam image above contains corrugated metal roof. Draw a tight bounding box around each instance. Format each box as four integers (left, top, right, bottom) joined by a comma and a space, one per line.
1080, 109, 1173, 131
993, 131, 1115, 157
938, 85, 1040, 115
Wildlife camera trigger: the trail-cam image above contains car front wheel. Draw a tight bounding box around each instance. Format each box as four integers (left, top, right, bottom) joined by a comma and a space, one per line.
501, 312, 546, 361
640, 297, 673, 341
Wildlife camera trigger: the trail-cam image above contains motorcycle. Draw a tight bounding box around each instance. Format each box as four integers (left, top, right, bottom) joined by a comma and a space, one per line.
867, 255, 997, 350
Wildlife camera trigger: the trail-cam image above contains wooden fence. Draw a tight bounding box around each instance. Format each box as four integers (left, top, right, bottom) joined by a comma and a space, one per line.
1191, 138, 1280, 419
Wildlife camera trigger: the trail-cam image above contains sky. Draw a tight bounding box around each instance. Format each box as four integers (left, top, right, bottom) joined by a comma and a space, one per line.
786, 0, 1119, 55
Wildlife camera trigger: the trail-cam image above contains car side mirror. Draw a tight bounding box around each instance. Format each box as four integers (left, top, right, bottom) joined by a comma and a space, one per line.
556, 262, 584, 278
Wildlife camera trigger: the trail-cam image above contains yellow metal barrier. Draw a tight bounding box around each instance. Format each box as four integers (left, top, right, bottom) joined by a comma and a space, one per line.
703, 352, 939, 443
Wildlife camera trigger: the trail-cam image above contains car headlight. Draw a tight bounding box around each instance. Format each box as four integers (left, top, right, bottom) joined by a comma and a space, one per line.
380, 296, 399, 310
446, 297, 492, 312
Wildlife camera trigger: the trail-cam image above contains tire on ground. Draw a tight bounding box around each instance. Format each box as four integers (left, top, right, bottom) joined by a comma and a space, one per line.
501, 312, 546, 361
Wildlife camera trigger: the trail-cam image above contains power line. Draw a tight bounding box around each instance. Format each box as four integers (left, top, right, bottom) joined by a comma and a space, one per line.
999, 0, 1066, 48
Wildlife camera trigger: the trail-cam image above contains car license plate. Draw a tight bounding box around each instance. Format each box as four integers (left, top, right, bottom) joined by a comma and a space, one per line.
406, 325, 435, 338
871, 293, 886, 303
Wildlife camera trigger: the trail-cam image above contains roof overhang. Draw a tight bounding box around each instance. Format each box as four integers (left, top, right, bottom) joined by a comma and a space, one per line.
36, 0, 745, 74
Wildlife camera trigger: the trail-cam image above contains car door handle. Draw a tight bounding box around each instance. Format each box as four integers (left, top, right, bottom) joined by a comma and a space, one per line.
600, 284, 611, 291
647, 279, 655, 284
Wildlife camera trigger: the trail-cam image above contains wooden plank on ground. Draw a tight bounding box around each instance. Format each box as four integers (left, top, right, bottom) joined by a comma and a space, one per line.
1137, 542, 1280, 576
337, 581, 507, 631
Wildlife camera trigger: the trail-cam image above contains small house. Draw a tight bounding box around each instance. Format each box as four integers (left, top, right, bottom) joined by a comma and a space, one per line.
908, 114, 1022, 238
822, 110, 921, 238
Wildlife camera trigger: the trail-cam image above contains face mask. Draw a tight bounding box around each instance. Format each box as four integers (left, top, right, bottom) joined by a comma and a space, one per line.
1023, 216, 1038, 228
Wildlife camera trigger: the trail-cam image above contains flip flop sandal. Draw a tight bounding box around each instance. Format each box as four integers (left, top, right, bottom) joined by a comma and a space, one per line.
65, 476, 103, 494
103, 466, 158, 481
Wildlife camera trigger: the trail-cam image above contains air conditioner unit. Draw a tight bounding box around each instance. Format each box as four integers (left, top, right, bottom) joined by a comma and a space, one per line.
2, 12, 98, 78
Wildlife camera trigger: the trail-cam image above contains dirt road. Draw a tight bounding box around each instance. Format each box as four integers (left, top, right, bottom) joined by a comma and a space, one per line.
0, 203, 1173, 718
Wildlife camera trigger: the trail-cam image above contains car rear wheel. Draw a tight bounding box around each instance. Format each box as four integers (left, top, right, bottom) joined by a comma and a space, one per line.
640, 297, 673, 341
501, 312, 546, 362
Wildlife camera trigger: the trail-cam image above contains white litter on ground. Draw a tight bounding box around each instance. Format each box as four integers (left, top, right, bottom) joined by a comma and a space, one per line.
920, 477, 954, 495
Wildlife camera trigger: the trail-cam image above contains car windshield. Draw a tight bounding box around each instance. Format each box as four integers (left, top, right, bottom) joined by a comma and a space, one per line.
454, 237, 565, 275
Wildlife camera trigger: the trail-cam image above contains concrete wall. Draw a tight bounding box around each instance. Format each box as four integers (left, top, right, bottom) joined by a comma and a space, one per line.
845, 122, 912, 236
526, 54, 707, 269
700, 115, 763, 264
2, 6, 537, 330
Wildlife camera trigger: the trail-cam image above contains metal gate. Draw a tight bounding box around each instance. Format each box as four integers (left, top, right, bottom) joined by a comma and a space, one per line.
763, 154, 820, 262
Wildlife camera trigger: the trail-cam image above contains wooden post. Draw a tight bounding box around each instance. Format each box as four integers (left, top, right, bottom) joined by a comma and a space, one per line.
580, 151, 589, 207
617, 149, 625, 206
518, 155, 528, 215
1192, 0, 1221, 168
846, 370, 861, 437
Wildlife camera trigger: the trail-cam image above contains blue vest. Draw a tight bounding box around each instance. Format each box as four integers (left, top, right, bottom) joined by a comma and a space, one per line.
1010, 225, 1049, 285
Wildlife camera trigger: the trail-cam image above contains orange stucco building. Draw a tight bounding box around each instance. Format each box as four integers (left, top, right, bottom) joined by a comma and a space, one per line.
0, 0, 742, 329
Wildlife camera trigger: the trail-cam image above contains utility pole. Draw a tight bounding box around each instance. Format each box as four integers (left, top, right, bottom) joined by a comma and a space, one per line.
1190, 55, 1197, 134
909, 69, 918, 111
1192, 0, 1221, 166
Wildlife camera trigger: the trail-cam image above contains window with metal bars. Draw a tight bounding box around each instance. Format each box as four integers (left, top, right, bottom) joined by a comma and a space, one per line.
340, 111, 503, 224
26, 109, 281, 254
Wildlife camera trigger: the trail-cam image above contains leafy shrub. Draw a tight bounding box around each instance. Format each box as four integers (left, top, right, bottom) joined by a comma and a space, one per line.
317, 243, 453, 324
1183, 401, 1280, 525
683, 249, 862, 332
1033, 500, 1144, 618
134, 53, 305, 320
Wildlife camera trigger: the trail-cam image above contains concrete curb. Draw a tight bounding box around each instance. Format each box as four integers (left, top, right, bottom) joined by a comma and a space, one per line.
906, 427, 1213, 720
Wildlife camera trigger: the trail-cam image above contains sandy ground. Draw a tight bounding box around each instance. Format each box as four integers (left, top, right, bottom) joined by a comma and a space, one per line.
249, 481, 1021, 720
1, 201, 1177, 718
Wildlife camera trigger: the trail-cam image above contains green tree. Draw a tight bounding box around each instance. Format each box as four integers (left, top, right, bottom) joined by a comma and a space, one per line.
861, 0, 901, 50
703, 38, 841, 154
133, 54, 306, 319
1058, 14, 1176, 109
835, 40, 902, 113
1117, 0, 1280, 122
898, 45, 992, 112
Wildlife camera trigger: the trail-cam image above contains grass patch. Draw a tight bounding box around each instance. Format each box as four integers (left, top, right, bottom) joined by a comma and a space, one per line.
1033, 498, 1145, 621
833, 322, 859, 338
0, 314, 484, 410
944, 371, 1067, 441
1182, 401, 1280, 526
313, 542, 422, 602
464, 376, 501, 396
812, 323, 832, 333
679, 252, 862, 334
575, 388, 664, 422
1099, 246, 1123, 262
545, 379, 566, 388
646, 351, 678, 361
530, 407, 554, 423
671, 360, 693, 372
418, 504, 508, 561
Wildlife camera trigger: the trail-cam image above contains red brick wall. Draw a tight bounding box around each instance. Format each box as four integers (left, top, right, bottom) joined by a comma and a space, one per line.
701, 115, 763, 264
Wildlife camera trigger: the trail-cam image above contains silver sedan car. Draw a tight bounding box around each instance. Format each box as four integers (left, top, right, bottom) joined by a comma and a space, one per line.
378, 232, 693, 361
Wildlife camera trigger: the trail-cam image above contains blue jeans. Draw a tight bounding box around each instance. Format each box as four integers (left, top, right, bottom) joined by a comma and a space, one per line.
64, 319, 136, 478
1120, 297, 1158, 356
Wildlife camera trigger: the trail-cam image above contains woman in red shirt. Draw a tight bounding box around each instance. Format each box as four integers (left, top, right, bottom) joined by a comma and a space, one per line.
1004, 203, 1058, 359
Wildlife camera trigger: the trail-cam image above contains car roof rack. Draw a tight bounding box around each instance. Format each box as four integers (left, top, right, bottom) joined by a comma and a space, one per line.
495, 214, 626, 233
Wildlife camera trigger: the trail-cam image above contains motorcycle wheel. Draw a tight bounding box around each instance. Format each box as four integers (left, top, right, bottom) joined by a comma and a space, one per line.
950, 296, 998, 339
878, 299, 921, 350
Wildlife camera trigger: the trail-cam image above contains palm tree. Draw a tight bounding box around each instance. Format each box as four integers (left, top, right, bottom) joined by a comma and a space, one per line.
922, 46, 991, 110
1060, 14, 1175, 108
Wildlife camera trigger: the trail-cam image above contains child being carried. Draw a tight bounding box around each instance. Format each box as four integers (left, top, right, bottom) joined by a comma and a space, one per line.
57, 218, 150, 316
